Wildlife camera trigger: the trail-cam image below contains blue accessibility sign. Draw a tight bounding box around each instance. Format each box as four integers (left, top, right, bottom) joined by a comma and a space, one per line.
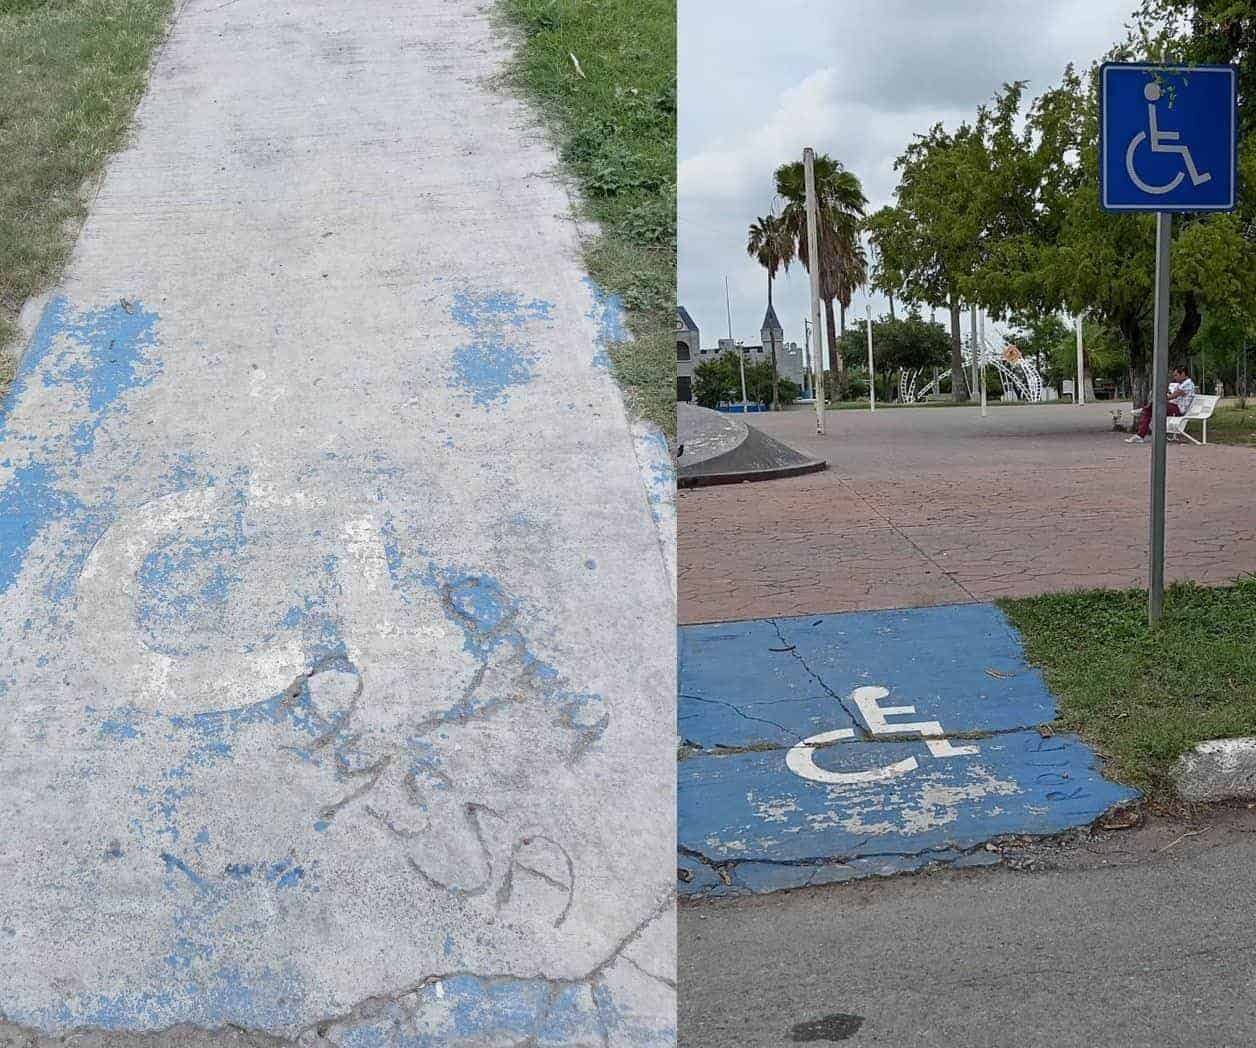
678, 604, 1140, 897
1100, 63, 1237, 212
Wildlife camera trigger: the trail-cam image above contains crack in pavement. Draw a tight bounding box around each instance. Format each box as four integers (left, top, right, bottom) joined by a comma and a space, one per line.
0, 897, 674, 1047
828, 475, 979, 602
679, 722, 1052, 760
766, 620, 871, 740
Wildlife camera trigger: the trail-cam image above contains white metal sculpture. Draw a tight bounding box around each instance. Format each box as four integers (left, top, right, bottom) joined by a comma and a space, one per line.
898, 330, 1045, 404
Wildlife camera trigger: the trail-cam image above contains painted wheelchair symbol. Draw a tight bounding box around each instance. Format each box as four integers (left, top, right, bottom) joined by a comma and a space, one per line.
1126, 81, 1212, 195
786, 686, 978, 786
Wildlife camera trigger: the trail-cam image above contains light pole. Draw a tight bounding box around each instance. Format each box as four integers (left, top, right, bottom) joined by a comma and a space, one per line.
1075, 312, 1086, 406
970, 306, 979, 401
725, 276, 747, 412
979, 309, 987, 417
802, 316, 812, 398
866, 302, 876, 412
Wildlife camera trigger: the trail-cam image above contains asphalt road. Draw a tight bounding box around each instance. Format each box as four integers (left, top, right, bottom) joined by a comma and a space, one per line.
679, 812, 1256, 1048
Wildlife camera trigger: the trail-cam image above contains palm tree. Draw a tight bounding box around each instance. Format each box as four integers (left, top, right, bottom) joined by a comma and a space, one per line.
746, 213, 794, 307
746, 213, 794, 409
829, 236, 867, 339
774, 155, 868, 388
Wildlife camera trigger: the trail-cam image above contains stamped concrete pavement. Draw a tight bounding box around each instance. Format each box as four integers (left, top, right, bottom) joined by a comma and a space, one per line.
679, 404, 1256, 624
0, 1, 674, 1044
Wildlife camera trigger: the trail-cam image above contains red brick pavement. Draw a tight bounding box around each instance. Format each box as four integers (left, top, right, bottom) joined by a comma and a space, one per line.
678, 403, 1256, 624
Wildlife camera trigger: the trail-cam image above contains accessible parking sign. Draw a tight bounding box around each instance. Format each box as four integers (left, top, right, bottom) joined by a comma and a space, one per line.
1100, 63, 1237, 212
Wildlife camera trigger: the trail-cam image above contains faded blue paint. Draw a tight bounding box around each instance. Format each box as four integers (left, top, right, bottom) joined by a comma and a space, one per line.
0, 296, 161, 599
381, 527, 608, 755
97, 706, 144, 742
131, 474, 346, 661
448, 289, 552, 407
135, 507, 247, 657
680, 604, 1056, 752
0, 463, 86, 596
636, 426, 675, 531
679, 604, 1140, 897
319, 975, 633, 1047
582, 277, 629, 369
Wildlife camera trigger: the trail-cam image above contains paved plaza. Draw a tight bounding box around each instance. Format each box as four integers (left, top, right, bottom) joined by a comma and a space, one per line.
679, 403, 1256, 623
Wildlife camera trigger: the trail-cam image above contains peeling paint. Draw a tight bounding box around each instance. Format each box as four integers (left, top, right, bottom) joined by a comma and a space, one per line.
582, 277, 629, 370
679, 605, 1141, 896
0, 296, 161, 597
448, 290, 552, 407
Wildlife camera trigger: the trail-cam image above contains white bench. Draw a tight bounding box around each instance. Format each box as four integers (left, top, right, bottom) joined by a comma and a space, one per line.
1116, 395, 1220, 444
1167, 394, 1219, 444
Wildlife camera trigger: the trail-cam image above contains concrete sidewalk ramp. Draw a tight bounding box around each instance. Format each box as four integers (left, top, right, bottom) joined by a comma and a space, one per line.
0, 1, 674, 1044
677, 403, 825, 486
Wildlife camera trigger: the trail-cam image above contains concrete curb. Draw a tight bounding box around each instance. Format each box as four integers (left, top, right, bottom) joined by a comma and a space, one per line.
1173, 738, 1256, 802
677, 457, 827, 488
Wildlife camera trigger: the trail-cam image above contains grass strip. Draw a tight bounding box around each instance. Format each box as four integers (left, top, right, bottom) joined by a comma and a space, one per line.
498, 0, 676, 436
1000, 578, 1256, 803
0, 0, 175, 395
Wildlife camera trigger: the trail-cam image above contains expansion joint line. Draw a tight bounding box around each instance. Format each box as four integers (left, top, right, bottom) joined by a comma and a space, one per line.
831, 473, 980, 602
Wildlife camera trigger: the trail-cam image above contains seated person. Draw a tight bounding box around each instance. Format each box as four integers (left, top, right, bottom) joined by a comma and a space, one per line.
1126, 366, 1195, 444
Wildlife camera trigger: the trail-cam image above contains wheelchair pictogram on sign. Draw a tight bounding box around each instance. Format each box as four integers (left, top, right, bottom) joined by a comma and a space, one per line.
1125, 81, 1212, 195
785, 686, 979, 786
1100, 63, 1237, 213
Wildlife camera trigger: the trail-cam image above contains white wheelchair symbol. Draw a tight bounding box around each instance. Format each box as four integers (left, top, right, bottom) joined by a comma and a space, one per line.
786, 686, 978, 786
1126, 81, 1212, 195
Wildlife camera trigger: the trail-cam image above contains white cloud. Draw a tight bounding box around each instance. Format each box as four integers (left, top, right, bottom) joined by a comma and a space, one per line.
678, 0, 1138, 349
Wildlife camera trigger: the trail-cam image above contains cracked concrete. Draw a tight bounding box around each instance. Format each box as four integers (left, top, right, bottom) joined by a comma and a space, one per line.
0, 899, 673, 1044
678, 605, 1138, 896
679, 403, 1256, 623
0, 0, 674, 1042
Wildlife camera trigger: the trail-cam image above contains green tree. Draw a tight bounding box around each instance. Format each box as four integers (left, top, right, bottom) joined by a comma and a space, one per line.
692, 351, 799, 409
773, 154, 868, 387
877, 115, 997, 401
746, 212, 795, 409
973, 68, 1256, 406
837, 312, 951, 397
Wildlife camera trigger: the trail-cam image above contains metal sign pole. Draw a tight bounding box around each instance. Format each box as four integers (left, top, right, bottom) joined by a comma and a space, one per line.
803, 148, 825, 434
866, 302, 875, 412
1149, 211, 1172, 625
1099, 63, 1237, 626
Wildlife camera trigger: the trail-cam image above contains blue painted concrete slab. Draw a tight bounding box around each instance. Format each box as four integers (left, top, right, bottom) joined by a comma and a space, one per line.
678, 605, 1141, 897
680, 604, 1055, 752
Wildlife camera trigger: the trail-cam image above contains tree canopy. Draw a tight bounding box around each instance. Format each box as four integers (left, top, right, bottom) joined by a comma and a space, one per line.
692, 352, 800, 409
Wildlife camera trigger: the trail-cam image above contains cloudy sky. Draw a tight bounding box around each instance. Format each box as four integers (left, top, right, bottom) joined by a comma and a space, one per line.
678, 0, 1138, 352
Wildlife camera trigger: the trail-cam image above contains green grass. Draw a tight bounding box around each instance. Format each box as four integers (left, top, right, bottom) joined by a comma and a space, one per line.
0, 0, 173, 393
497, 0, 675, 436
1201, 402, 1256, 447
1000, 579, 1256, 804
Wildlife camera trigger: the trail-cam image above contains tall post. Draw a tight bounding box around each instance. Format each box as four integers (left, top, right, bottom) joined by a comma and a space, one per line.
802, 317, 812, 397
970, 306, 979, 400
803, 148, 825, 434
726, 276, 747, 412
979, 309, 988, 417
1149, 212, 1172, 626
1075, 312, 1086, 406
866, 302, 875, 412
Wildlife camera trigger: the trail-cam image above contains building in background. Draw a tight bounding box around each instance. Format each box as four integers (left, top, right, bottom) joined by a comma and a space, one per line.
676, 305, 698, 401
675, 303, 808, 402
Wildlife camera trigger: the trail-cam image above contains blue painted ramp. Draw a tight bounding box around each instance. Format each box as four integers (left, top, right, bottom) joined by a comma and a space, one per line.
678, 605, 1140, 897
